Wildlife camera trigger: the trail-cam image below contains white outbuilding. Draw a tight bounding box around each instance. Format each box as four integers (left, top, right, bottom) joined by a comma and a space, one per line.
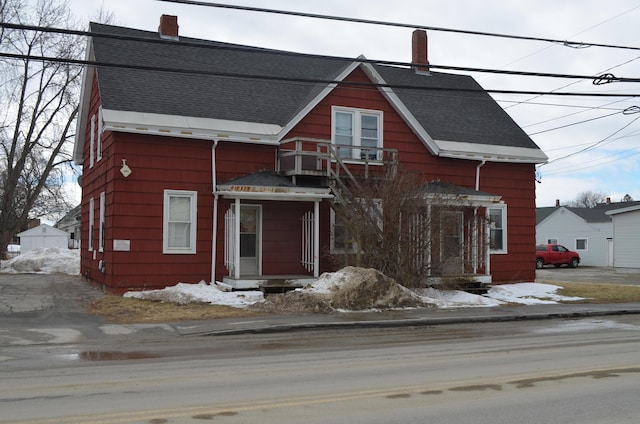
17, 224, 69, 254
606, 205, 640, 271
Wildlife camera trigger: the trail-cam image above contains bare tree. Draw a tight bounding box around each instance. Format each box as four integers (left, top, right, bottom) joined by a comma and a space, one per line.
621, 194, 634, 202
0, 0, 83, 258
567, 190, 609, 208
330, 166, 474, 288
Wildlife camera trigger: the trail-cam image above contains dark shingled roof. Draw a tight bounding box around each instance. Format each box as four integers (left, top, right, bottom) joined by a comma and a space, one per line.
89, 22, 540, 150
424, 181, 499, 198
537, 201, 640, 224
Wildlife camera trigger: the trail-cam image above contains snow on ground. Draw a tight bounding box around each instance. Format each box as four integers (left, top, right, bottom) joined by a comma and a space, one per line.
1, 248, 585, 310
124, 281, 264, 308
0, 247, 80, 275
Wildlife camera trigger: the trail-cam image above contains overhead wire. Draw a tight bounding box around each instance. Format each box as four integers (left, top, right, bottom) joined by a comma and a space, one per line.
155, 0, 640, 52
2, 23, 639, 85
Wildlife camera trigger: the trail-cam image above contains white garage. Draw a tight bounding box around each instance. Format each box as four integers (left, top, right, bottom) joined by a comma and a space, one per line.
606, 205, 640, 271
17, 224, 68, 254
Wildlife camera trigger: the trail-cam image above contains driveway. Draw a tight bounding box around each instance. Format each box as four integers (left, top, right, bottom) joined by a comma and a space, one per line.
536, 266, 640, 286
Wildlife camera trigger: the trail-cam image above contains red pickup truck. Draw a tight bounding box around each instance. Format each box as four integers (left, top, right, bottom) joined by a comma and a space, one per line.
536, 244, 581, 269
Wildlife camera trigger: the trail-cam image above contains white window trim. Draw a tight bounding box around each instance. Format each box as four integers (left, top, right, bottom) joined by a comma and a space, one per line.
97, 106, 103, 161
488, 204, 507, 254
88, 197, 94, 251
99, 191, 105, 252
163, 189, 197, 254
575, 238, 588, 251
89, 114, 95, 168
331, 106, 383, 161
330, 208, 356, 254
330, 199, 382, 254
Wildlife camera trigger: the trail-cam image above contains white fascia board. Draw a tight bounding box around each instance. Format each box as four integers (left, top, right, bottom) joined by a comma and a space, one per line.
606, 204, 640, 216
436, 139, 549, 164
216, 187, 333, 202
102, 109, 282, 144
424, 192, 503, 206
360, 62, 440, 155
73, 37, 95, 165
277, 59, 363, 140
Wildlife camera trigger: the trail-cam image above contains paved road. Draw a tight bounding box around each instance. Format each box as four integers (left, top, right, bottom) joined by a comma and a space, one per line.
1, 318, 639, 423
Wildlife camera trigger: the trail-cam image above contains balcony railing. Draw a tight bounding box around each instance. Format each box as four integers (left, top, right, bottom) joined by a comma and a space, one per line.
278, 137, 398, 180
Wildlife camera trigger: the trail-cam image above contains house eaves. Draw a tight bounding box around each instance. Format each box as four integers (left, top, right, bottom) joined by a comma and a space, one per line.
101, 109, 282, 145
606, 204, 640, 216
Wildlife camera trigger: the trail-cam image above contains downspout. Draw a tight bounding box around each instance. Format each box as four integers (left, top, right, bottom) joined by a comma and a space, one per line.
474, 160, 486, 275
475, 160, 486, 192
211, 140, 219, 284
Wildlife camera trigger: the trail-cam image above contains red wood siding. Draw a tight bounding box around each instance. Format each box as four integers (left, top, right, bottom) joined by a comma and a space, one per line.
81, 63, 538, 291
288, 66, 537, 283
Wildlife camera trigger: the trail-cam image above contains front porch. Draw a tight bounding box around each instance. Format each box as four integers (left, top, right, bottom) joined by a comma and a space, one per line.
220, 274, 317, 292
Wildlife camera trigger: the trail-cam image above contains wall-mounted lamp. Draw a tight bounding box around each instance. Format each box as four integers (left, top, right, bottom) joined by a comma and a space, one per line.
120, 159, 132, 177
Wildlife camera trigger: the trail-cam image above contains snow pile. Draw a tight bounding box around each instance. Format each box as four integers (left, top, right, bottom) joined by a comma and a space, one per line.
0, 247, 79, 275
124, 268, 584, 311
125, 281, 264, 308
260, 267, 425, 313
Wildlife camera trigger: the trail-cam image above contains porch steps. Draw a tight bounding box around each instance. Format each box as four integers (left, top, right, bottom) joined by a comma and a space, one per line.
260, 279, 305, 294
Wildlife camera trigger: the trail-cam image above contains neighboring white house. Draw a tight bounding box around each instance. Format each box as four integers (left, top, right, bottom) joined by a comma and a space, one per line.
536, 201, 640, 267
606, 205, 640, 271
55, 205, 81, 248
17, 224, 69, 254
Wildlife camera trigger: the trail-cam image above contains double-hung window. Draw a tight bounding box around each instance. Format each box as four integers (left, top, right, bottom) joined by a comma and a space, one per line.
332, 106, 383, 160
163, 190, 197, 254
97, 106, 103, 161
99, 192, 105, 252
488, 205, 507, 254
89, 114, 95, 168
88, 197, 94, 251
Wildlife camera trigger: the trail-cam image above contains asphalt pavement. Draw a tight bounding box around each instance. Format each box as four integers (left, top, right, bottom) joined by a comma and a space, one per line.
2, 269, 640, 347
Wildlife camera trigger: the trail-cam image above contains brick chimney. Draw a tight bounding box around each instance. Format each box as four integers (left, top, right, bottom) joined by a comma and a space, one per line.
159, 14, 179, 40
412, 29, 430, 74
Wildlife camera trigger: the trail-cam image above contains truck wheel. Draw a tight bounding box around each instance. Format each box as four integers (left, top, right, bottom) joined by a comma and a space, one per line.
570, 257, 579, 268
536, 258, 544, 269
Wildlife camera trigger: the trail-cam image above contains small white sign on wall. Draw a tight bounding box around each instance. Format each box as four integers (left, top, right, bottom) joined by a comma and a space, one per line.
113, 239, 131, 251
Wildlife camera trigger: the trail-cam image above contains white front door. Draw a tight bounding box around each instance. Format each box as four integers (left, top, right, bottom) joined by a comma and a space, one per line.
239, 205, 261, 276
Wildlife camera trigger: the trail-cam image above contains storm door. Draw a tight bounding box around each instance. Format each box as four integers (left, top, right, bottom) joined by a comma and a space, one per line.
440, 211, 464, 275
239, 205, 261, 276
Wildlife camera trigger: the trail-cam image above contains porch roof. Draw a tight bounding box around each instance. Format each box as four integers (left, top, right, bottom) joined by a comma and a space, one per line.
423, 181, 502, 206
216, 170, 332, 201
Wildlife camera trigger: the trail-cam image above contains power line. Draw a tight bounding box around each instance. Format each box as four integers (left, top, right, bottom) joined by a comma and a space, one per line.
3, 51, 640, 99
528, 110, 622, 136
541, 113, 640, 166
2, 23, 639, 84
156, 0, 640, 52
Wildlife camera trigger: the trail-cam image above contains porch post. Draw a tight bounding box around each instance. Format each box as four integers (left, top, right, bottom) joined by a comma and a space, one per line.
485, 207, 491, 276
234, 197, 241, 279
472, 208, 478, 274
426, 205, 432, 276
314, 200, 320, 278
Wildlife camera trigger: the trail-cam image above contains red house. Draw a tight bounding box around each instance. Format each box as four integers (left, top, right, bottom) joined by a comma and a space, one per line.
73, 16, 547, 293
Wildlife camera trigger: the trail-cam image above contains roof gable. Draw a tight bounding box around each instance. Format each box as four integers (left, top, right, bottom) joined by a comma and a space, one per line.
76, 21, 546, 165
17, 224, 68, 237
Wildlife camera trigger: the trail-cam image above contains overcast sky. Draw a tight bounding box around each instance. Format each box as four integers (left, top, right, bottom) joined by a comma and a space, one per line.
65, 0, 640, 207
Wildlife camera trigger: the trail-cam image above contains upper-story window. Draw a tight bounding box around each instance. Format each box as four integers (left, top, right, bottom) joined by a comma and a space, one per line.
89, 114, 95, 168
332, 106, 383, 160
97, 106, 103, 162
